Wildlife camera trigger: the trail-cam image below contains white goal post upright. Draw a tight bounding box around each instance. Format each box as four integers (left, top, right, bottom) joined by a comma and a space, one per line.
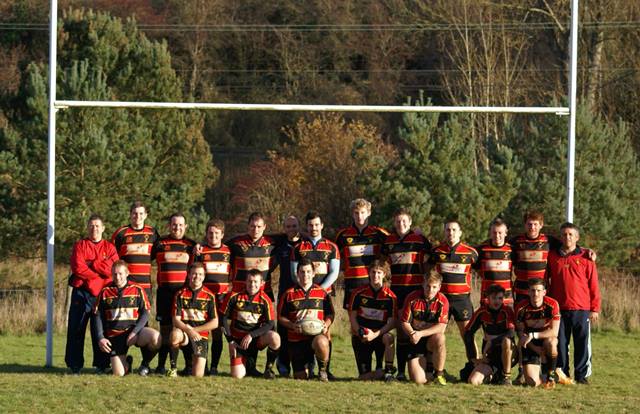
44, 0, 580, 366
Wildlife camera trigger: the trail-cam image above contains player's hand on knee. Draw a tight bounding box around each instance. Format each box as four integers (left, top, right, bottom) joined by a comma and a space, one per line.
99, 338, 112, 353
240, 334, 253, 350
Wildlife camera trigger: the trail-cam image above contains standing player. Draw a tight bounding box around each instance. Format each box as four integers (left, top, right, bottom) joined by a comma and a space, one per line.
546, 222, 600, 385
464, 284, 516, 385
168, 263, 219, 377
228, 212, 281, 300
194, 218, 231, 376
348, 259, 397, 381
221, 269, 280, 379
278, 258, 335, 381
382, 208, 431, 381
153, 212, 196, 374
111, 201, 159, 298
400, 273, 449, 385
66, 214, 119, 374
515, 278, 561, 388
93, 261, 161, 376
474, 218, 514, 306
336, 198, 389, 309
427, 219, 478, 380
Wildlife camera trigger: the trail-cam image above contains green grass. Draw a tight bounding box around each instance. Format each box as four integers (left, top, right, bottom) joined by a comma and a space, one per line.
1, 329, 638, 413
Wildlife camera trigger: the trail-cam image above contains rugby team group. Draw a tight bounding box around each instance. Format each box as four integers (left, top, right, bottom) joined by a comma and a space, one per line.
65, 198, 600, 388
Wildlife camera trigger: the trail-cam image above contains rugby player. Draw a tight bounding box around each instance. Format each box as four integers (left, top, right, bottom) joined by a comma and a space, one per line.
168, 263, 218, 377
474, 218, 514, 306
464, 284, 515, 385
222, 269, 280, 379
278, 258, 334, 381
194, 218, 231, 376
401, 273, 449, 385
111, 201, 159, 298
66, 214, 118, 374
382, 207, 431, 381
153, 212, 196, 374
546, 222, 600, 385
336, 199, 389, 309
515, 278, 560, 388
93, 261, 161, 376
348, 259, 397, 381
427, 219, 478, 380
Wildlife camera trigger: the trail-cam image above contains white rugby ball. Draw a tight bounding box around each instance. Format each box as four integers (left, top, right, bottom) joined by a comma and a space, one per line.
297, 317, 324, 336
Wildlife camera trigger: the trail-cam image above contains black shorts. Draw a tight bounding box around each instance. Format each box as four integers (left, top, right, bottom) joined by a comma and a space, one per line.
156, 285, 180, 324
183, 338, 209, 359
351, 335, 385, 375
233, 339, 261, 360
343, 279, 369, 309
289, 339, 316, 373
445, 294, 474, 322
391, 285, 421, 311
107, 333, 130, 357
521, 338, 544, 365
407, 337, 430, 360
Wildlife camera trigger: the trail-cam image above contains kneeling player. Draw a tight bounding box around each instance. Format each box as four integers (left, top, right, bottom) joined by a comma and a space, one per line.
168, 263, 219, 377
401, 273, 449, 385
93, 260, 161, 376
348, 259, 397, 381
222, 269, 280, 379
515, 278, 560, 388
465, 284, 516, 385
278, 258, 334, 381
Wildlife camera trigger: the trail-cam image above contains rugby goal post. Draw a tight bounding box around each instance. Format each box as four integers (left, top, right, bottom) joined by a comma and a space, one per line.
44, 0, 580, 366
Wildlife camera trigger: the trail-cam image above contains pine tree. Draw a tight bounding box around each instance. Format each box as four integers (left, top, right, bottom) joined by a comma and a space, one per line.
0, 9, 218, 258
365, 95, 520, 243
505, 106, 640, 267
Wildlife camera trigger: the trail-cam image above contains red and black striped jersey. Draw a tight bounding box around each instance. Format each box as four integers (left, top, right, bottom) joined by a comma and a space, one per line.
278, 284, 335, 342
111, 225, 159, 290
93, 281, 150, 337
228, 235, 280, 294
401, 290, 449, 326
429, 242, 478, 295
515, 296, 560, 334
465, 304, 515, 336
195, 243, 231, 294
221, 290, 275, 341
335, 224, 389, 281
474, 240, 514, 304
382, 231, 431, 288
510, 234, 560, 297
172, 286, 217, 339
154, 236, 195, 288
348, 284, 397, 331
292, 237, 340, 291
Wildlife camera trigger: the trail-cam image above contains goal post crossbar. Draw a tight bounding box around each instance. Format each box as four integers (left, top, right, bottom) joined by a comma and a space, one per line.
55, 100, 570, 115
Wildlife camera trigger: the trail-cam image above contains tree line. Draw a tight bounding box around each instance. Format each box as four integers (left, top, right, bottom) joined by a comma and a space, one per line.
0, 3, 639, 269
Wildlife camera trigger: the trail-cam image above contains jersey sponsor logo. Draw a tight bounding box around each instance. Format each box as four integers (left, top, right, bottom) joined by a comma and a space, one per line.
182, 308, 206, 322
295, 309, 320, 321
242, 257, 270, 271
518, 250, 545, 261
106, 307, 137, 321
390, 252, 415, 265
237, 310, 260, 324
125, 243, 152, 255
481, 259, 511, 272
205, 261, 229, 274
361, 307, 385, 321
438, 262, 467, 274
348, 244, 374, 257
163, 252, 190, 263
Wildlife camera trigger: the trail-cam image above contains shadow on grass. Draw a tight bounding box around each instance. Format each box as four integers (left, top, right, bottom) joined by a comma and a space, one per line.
0, 364, 68, 374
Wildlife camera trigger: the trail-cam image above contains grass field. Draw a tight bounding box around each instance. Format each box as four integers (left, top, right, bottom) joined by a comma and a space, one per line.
0, 329, 638, 413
